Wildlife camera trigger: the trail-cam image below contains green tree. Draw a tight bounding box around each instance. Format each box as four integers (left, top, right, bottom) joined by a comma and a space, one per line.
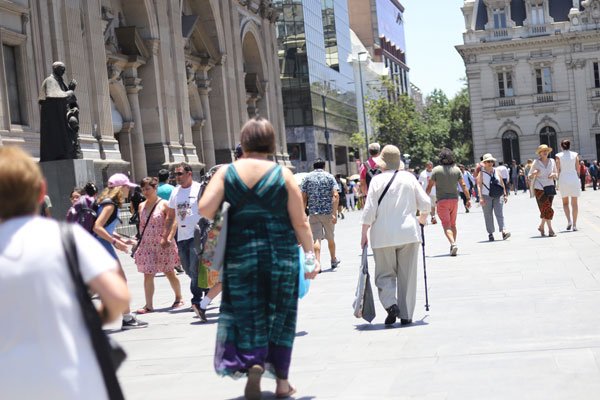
366, 80, 474, 169
448, 85, 473, 164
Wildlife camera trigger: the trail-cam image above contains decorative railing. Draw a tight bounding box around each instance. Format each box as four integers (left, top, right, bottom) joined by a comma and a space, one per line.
498, 97, 515, 107
492, 29, 509, 39
536, 93, 554, 103
529, 25, 547, 35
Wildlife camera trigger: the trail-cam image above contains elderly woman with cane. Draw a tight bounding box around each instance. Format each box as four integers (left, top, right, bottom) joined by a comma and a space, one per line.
360, 145, 430, 326
529, 144, 558, 237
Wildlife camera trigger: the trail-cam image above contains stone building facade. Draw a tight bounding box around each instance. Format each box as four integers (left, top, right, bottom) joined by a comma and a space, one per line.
457, 0, 600, 164
0, 0, 287, 182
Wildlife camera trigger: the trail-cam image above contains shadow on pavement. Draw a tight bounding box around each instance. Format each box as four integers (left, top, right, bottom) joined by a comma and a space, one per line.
354, 318, 429, 331
226, 392, 315, 400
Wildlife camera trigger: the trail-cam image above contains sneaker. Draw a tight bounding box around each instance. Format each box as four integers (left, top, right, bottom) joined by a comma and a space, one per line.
331, 258, 340, 270
385, 304, 399, 325
192, 304, 207, 322
122, 316, 149, 330
450, 244, 458, 256
502, 231, 511, 240
488, 234, 494, 242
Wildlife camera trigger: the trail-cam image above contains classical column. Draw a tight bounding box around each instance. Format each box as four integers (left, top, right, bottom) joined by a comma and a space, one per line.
123, 58, 148, 180
196, 62, 216, 167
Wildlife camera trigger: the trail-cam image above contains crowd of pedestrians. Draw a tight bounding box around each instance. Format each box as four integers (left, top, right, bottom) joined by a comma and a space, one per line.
4, 119, 600, 400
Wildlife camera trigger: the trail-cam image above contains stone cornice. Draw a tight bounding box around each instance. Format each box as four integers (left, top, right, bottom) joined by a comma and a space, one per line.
0, 0, 28, 15
457, 30, 600, 58
237, 0, 279, 23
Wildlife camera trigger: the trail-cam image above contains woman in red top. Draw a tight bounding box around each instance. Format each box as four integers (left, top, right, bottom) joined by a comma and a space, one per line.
579, 161, 588, 191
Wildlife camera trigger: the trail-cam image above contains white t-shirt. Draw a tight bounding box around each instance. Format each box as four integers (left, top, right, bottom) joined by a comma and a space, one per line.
418, 170, 436, 197
0, 217, 117, 400
168, 181, 201, 241
496, 165, 509, 180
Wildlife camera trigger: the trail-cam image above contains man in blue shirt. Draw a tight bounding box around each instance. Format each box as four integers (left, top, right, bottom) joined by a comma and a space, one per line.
156, 169, 175, 201
301, 159, 340, 270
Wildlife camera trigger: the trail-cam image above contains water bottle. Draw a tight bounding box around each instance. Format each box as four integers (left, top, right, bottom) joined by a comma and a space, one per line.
304, 251, 316, 273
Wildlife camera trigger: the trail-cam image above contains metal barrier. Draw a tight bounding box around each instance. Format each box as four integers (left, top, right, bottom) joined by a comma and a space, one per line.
115, 203, 139, 238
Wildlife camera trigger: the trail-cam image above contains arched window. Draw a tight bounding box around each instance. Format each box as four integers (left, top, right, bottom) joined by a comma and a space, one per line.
502, 130, 521, 164
539, 126, 557, 157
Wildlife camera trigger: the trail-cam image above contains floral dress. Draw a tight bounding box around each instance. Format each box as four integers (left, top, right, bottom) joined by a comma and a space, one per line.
134, 200, 179, 274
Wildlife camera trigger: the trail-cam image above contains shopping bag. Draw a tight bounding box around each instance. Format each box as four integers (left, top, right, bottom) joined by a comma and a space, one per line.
298, 246, 310, 299
352, 246, 376, 323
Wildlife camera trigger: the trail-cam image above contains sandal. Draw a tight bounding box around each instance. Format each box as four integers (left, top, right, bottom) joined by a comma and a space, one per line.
275, 383, 297, 399
537, 227, 545, 237
171, 299, 184, 309
136, 306, 153, 314
548, 230, 556, 237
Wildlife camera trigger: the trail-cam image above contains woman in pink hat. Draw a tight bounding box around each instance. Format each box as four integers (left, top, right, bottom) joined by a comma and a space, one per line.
94, 173, 149, 330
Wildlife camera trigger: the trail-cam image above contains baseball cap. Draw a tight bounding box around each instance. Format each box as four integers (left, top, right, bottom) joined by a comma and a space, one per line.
107, 173, 137, 188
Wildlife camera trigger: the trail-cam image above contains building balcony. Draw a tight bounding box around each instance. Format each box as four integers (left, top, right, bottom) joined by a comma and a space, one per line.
528, 25, 549, 36
535, 93, 554, 103
498, 97, 515, 107
491, 28, 509, 40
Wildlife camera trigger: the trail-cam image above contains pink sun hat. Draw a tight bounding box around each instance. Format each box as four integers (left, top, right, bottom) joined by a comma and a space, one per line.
107, 173, 137, 188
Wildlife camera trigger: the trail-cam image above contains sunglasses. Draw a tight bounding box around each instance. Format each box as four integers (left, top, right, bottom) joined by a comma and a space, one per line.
174, 171, 187, 176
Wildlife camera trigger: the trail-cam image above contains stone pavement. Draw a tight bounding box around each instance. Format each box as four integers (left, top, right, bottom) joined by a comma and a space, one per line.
112, 189, 600, 400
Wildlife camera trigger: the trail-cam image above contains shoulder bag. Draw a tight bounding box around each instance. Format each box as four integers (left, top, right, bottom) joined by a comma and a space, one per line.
543, 183, 557, 196
59, 223, 126, 400
130, 200, 161, 258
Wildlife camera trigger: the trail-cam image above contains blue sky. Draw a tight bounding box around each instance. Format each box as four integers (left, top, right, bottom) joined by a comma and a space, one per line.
404, 1, 467, 98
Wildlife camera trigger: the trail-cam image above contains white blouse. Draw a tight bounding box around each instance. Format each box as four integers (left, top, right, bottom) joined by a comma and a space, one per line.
361, 170, 431, 249
530, 158, 557, 190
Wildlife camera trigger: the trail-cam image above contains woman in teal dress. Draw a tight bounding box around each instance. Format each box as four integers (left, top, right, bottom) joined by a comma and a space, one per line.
199, 118, 319, 400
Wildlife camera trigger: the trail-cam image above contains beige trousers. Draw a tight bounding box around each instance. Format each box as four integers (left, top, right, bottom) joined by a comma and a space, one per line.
372, 242, 420, 320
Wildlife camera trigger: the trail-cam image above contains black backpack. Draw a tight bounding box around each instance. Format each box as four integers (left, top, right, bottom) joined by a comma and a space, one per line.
483, 169, 504, 198
364, 162, 382, 189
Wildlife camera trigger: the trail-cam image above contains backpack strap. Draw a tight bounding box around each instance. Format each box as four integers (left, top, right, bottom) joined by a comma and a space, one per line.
98, 198, 120, 226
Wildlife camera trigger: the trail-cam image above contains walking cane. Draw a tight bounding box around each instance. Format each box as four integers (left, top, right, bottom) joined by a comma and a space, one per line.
420, 224, 430, 311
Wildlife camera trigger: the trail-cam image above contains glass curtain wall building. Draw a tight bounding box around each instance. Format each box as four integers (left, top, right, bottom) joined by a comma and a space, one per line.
275, 0, 359, 174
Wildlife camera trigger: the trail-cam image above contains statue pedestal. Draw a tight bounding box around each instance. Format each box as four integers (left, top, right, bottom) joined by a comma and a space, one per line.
40, 159, 96, 220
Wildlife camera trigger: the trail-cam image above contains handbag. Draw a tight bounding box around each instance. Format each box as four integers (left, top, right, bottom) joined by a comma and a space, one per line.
59, 223, 126, 400
130, 200, 160, 258
199, 201, 231, 275
543, 184, 556, 196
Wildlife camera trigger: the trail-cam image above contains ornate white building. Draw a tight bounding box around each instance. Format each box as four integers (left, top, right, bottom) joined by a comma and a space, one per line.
457, 0, 600, 163
0, 0, 287, 182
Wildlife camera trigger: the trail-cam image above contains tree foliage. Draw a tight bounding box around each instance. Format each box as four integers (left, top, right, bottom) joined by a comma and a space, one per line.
367, 80, 473, 169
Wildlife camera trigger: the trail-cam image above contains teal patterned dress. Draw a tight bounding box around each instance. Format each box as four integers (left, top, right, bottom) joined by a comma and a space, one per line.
214, 164, 299, 380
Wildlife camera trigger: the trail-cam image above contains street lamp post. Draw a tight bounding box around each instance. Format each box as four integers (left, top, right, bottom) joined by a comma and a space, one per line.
321, 92, 332, 172
357, 51, 369, 160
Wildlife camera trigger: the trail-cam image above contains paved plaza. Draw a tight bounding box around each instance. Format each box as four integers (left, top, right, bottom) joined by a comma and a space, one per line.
111, 190, 600, 399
